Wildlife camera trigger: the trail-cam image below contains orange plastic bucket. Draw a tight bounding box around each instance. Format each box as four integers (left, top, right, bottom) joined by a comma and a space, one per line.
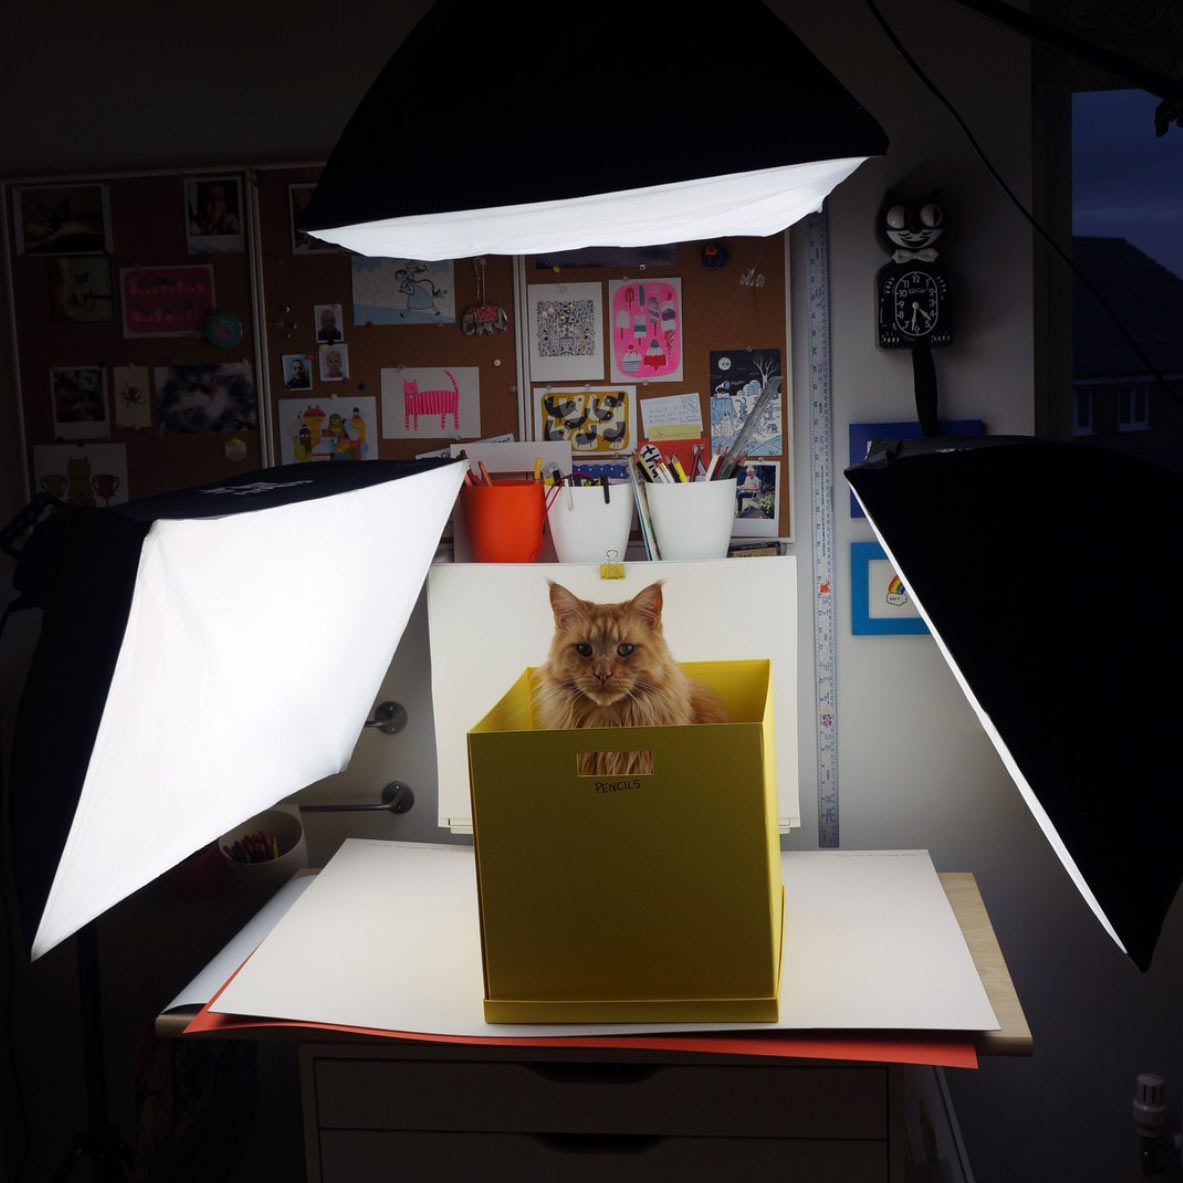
460, 480, 548, 562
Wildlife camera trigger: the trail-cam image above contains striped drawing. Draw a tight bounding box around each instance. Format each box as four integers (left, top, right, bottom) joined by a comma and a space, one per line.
404, 369, 459, 431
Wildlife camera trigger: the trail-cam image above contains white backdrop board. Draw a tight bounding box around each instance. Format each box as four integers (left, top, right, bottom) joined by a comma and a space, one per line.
427, 557, 799, 832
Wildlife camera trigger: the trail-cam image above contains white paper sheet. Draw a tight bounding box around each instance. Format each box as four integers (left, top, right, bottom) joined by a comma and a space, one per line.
212, 840, 998, 1036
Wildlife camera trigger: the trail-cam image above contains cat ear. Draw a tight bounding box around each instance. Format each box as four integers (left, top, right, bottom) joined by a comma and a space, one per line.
630, 581, 664, 629
548, 581, 586, 626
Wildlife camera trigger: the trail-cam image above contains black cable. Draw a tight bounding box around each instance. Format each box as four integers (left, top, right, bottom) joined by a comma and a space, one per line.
863, 0, 1183, 411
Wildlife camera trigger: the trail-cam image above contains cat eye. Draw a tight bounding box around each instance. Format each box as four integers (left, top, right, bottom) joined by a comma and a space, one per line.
574, 643, 593, 657
617, 643, 635, 657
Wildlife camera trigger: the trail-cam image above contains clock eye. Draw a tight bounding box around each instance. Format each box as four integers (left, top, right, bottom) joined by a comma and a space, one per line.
617, 643, 635, 657
886, 203, 909, 230
920, 202, 944, 229
574, 643, 593, 658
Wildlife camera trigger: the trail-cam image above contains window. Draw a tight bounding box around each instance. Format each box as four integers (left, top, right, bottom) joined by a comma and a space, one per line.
1117, 383, 1150, 431
1072, 385, 1093, 435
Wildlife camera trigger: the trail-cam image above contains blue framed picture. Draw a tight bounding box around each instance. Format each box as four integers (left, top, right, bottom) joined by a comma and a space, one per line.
848, 419, 984, 517
851, 541, 930, 635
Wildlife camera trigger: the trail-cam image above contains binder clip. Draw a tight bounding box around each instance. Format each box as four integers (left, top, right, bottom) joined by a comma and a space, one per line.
600, 550, 625, 580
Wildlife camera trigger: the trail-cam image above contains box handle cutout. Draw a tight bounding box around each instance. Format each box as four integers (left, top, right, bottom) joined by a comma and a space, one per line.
575, 750, 654, 777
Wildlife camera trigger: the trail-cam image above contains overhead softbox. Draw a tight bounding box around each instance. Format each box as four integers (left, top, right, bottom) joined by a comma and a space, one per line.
846, 435, 1183, 971
300, 0, 888, 259
8, 459, 465, 959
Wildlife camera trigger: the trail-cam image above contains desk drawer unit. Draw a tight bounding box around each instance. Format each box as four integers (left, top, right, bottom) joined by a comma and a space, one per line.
302, 1048, 902, 1182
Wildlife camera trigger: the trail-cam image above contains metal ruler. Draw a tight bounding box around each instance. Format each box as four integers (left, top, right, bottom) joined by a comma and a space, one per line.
805, 209, 840, 848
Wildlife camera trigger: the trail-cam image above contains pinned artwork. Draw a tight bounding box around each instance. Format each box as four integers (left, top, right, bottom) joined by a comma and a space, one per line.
380, 366, 481, 439
14, 184, 111, 256
319, 344, 350, 382
533, 386, 635, 453
185, 175, 245, 254
278, 396, 376, 463
50, 366, 109, 440
526, 282, 604, 382
608, 278, 683, 383
282, 353, 314, 390
352, 258, 455, 325
709, 349, 783, 458
48, 256, 114, 323
112, 365, 152, 430
851, 540, 929, 636
732, 460, 780, 539
640, 393, 704, 441
33, 442, 128, 508
120, 264, 215, 338
153, 362, 257, 434
289, 184, 339, 254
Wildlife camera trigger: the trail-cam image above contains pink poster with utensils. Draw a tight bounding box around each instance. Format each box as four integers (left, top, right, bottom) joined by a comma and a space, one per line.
608, 278, 684, 383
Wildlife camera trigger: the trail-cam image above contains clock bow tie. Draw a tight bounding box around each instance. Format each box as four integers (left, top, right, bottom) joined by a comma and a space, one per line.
892, 247, 940, 264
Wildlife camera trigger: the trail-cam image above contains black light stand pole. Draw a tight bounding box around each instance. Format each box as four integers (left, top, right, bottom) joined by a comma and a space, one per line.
51, 923, 133, 1183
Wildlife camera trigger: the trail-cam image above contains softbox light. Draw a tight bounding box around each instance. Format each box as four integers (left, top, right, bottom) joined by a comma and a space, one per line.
845, 435, 1183, 971
301, 0, 888, 259
8, 459, 465, 959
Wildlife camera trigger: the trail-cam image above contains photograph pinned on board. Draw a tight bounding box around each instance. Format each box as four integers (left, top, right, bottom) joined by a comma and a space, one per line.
352, 257, 455, 325
381, 366, 480, 439
289, 183, 339, 254
48, 256, 114, 323
525, 282, 604, 382
14, 184, 111, 256
278, 396, 375, 464
111, 364, 152, 430
319, 344, 349, 382
153, 362, 257, 434
732, 460, 780, 540
33, 442, 128, 508
51, 366, 109, 440
709, 349, 783, 458
185, 175, 245, 254
533, 386, 635, 452
315, 303, 344, 344
282, 353, 313, 390
850, 540, 930, 635
608, 277, 684, 383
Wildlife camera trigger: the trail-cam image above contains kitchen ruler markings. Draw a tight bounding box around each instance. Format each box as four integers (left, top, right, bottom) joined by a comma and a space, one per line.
805, 208, 840, 849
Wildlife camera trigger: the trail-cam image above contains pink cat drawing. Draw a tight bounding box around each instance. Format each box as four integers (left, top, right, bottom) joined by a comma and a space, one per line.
404, 370, 459, 431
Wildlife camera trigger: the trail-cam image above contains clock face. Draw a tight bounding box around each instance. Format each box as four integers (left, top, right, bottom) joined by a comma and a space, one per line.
891, 270, 941, 338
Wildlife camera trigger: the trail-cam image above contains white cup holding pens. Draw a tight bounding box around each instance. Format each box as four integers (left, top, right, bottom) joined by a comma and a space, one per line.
547, 479, 635, 563
645, 476, 738, 560
218, 806, 307, 892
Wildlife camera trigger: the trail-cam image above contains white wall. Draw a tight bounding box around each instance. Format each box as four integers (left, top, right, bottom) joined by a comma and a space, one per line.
1, 2, 1181, 1181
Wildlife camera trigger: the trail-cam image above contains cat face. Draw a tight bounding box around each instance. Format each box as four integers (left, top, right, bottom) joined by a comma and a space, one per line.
546, 581, 666, 707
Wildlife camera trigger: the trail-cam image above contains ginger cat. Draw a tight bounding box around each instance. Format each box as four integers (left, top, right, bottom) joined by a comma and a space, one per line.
534, 580, 728, 774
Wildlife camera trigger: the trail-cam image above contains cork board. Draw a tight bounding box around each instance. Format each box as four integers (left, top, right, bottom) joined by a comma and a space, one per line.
254, 165, 520, 466
5, 170, 264, 504
520, 235, 791, 539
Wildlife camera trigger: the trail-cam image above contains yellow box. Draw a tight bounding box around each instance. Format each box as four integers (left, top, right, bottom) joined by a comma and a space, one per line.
467, 659, 783, 1024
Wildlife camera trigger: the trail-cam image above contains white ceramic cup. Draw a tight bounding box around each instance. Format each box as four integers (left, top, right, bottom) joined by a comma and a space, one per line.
645, 477, 738, 561
218, 806, 307, 888
547, 482, 635, 563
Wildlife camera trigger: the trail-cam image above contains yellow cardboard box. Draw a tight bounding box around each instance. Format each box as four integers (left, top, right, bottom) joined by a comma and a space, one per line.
467, 658, 783, 1023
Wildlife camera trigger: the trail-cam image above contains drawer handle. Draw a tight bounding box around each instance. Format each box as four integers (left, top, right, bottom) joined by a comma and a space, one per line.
527, 1063, 657, 1085
534, 1133, 663, 1155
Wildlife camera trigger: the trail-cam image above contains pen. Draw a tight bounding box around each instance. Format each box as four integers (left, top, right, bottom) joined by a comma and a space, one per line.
600, 475, 610, 503
478, 460, 493, 486
669, 455, 689, 483
533, 456, 542, 482
704, 450, 721, 481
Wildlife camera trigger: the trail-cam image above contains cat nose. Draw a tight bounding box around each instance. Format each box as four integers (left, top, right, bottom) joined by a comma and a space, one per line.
594, 667, 612, 683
